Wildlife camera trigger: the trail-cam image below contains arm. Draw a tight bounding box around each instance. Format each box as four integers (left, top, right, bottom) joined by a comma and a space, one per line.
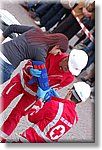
0, 34, 5, 43
57, 74, 74, 90
49, 45, 62, 56
1, 24, 33, 42
49, 73, 74, 90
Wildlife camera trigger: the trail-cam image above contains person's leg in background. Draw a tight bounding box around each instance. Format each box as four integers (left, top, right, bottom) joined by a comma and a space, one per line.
74, 18, 95, 47
83, 41, 95, 54
40, 3, 63, 28
52, 13, 77, 34
85, 52, 95, 70
55, 9, 71, 27
35, 2, 54, 19
81, 62, 95, 88
80, 40, 95, 72
63, 20, 81, 40
44, 7, 69, 31
80, 40, 95, 88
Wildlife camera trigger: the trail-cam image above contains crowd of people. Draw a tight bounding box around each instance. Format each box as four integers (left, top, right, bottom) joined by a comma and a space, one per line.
0, 0, 95, 143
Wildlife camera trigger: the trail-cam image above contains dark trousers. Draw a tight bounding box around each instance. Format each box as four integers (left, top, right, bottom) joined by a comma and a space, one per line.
84, 42, 95, 53
40, 3, 64, 27
44, 8, 69, 31
83, 41, 95, 70
35, 3, 54, 18
53, 13, 76, 32
53, 13, 81, 40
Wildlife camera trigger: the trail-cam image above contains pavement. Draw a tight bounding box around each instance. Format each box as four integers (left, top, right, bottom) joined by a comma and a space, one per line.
0, 0, 95, 143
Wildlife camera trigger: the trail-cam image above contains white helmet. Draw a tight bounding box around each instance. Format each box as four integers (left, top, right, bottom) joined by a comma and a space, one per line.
73, 82, 91, 102
68, 49, 88, 76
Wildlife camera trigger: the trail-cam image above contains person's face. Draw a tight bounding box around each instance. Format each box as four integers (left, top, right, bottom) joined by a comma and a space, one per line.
59, 57, 69, 72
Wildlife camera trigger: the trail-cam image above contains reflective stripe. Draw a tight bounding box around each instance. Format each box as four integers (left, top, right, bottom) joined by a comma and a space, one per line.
23, 70, 31, 78
44, 102, 64, 135
19, 136, 29, 143
15, 133, 29, 143
32, 102, 64, 142
20, 70, 36, 96
24, 101, 36, 111
6, 83, 16, 94
0, 130, 8, 139
26, 65, 32, 70
32, 124, 52, 143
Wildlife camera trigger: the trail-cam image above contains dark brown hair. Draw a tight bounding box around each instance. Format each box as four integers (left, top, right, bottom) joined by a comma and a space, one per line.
25, 27, 69, 53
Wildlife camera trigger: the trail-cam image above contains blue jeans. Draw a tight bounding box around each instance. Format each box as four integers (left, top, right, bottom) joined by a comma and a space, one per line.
0, 58, 14, 84
83, 42, 95, 53
85, 53, 95, 69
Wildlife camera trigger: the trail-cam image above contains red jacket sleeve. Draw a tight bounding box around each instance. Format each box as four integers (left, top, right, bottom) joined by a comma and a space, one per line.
52, 73, 74, 90
59, 73, 74, 88
28, 104, 48, 124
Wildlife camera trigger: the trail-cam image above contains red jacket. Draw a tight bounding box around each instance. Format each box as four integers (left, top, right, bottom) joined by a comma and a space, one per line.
46, 53, 74, 90
19, 53, 74, 95
21, 97, 78, 143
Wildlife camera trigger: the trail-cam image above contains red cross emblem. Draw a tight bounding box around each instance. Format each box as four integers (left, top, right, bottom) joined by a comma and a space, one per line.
50, 125, 65, 140
52, 127, 62, 138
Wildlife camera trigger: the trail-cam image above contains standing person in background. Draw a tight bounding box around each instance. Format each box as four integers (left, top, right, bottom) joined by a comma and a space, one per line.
36, 1, 70, 32
0, 24, 68, 84
53, 0, 95, 40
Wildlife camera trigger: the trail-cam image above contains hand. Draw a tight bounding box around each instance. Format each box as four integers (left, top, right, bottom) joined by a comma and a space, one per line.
30, 68, 41, 77
82, 8, 92, 18
49, 45, 62, 56
36, 87, 51, 100
0, 34, 5, 43
51, 88, 60, 98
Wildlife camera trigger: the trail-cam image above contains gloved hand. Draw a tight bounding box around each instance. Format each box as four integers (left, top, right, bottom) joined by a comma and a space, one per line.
36, 87, 51, 101
51, 88, 60, 98
30, 68, 41, 77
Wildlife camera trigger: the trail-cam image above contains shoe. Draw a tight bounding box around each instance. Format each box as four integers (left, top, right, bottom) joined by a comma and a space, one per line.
41, 27, 46, 32
34, 20, 41, 26
69, 45, 73, 50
